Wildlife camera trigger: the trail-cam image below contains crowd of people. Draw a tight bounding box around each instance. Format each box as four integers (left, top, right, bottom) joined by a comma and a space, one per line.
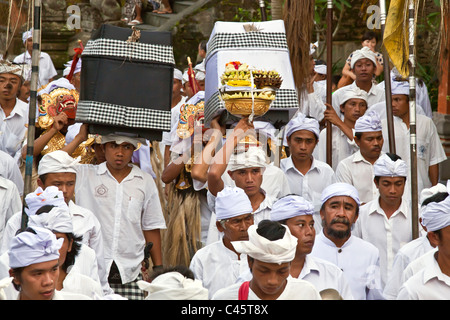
0, 26, 449, 301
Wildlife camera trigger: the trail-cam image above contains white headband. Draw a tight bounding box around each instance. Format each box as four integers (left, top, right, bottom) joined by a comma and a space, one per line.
9, 226, 63, 269
373, 153, 408, 177
22, 29, 33, 43
350, 46, 377, 69
232, 224, 297, 264
228, 146, 267, 172
391, 80, 409, 96
285, 112, 320, 139
421, 181, 450, 232
38, 150, 80, 176
321, 182, 361, 206
270, 195, 314, 222
354, 110, 382, 133
340, 86, 368, 106
101, 134, 147, 148
28, 206, 74, 234
215, 187, 254, 221
25, 186, 68, 217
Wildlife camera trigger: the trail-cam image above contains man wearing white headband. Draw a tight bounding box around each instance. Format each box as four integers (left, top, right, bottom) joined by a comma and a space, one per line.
397, 182, 450, 299
190, 186, 254, 298
353, 153, 412, 288
335, 110, 384, 204
281, 113, 334, 232
212, 220, 321, 300
332, 46, 384, 116
315, 86, 368, 170
13, 28, 57, 88
381, 80, 446, 196
310, 182, 384, 300
66, 127, 166, 300
7, 226, 90, 300
383, 184, 447, 299
0, 60, 28, 163
268, 195, 354, 299
63, 58, 82, 91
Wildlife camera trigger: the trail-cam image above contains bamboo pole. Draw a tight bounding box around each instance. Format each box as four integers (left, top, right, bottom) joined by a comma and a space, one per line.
21, 0, 40, 231
326, 0, 333, 166
259, 0, 267, 21
379, 0, 396, 154
408, 0, 419, 239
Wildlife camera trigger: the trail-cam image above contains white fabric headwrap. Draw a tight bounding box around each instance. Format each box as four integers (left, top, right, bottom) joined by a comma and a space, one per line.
28, 206, 74, 234
173, 68, 183, 81
373, 153, 408, 177
137, 272, 208, 300
270, 195, 314, 221
391, 80, 409, 96
321, 182, 361, 206
37, 77, 76, 96
232, 224, 297, 264
63, 59, 82, 77
24, 186, 68, 217
421, 180, 450, 232
314, 64, 327, 75
9, 226, 63, 269
38, 150, 80, 176
0, 60, 24, 79
101, 134, 147, 148
228, 146, 267, 172
285, 112, 320, 139
350, 46, 377, 69
420, 183, 448, 205
354, 110, 382, 133
22, 28, 33, 43
340, 86, 368, 106
215, 186, 253, 220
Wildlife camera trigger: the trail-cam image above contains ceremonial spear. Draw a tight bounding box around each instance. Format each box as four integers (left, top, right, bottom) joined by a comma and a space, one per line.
21, 0, 41, 231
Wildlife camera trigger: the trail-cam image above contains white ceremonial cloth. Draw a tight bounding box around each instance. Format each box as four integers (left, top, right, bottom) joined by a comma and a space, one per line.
0, 98, 28, 163
212, 277, 321, 300
0, 177, 21, 247
383, 235, 434, 299
397, 250, 450, 300
190, 240, 249, 299
381, 115, 447, 195
332, 82, 385, 116
74, 163, 166, 284
310, 231, 384, 300
352, 198, 413, 288
0, 150, 24, 196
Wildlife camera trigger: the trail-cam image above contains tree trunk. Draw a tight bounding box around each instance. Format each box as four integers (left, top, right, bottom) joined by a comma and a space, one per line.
271, 0, 284, 20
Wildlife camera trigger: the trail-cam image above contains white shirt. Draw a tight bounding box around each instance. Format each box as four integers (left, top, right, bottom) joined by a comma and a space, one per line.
0, 150, 23, 196
310, 231, 384, 300
334, 150, 380, 204
280, 156, 335, 232
383, 235, 434, 299
314, 125, 359, 171
0, 98, 28, 163
161, 96, 187, 146
299, 84, 327, 122
381, 115, 447, 195
332, 81, 385, 115
190, 240, 249, 299
353, 198, 413, 287
13, 51, 57, 87
0, 177, 21, 247
74, 163, 166, 284
397, 250, 450, 300
212, 277, 322, 300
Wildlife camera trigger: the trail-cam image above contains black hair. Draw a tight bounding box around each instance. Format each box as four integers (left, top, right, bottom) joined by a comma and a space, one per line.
199, 40, 207, 52
256, 220, 286, 241
361, 30, 378, 42
421, 191, 449, 207
149, 265, 195, 282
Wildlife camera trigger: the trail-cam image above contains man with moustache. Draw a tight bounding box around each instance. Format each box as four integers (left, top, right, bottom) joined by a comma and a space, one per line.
190, 186, 254, 298
0, 61, 27, 163
310, 182, 384, 300
335, 110, 384, 204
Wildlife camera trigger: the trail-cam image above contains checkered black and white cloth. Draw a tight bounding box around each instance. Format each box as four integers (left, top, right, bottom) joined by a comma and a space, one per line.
206, 32, 288, 58
82, 38, 175, 65
76, 100, 171, 131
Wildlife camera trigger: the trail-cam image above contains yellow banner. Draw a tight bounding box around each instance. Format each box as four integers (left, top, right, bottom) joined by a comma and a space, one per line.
383, 0, 410, 78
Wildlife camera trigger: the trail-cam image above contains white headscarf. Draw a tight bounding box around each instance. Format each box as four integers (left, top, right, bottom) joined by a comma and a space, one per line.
228, 146, 267, 172
350, 46, 377, 69
24, 186, 68, 217
38, 150, 80, 176
285, 112, 320, 139
391, 80, 409, 96
314, 64, 327, 75
321, 182, 361, 206
354, 110, 382, 133
8, 226, 63, 269
37, 77, 76, 96
270, 195, 314, 221
0, 60, 24, 79
420, 183, 448, 205
137, 272, 208, 300
232, 223, 298, 264
421, 181, 450, 232
215, 186, 254, 220
340, 86, 368, 106
173, 68, 183, 81
373, 153, 408, 177
22, 28, 33, 43
28, 206, 74, 234
63, 59, 82, 77
101, 134, 147, 149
